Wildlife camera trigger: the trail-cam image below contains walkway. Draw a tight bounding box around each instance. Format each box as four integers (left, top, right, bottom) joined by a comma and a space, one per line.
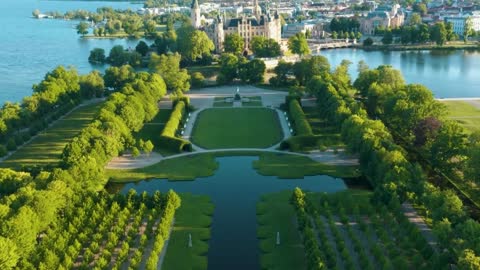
402, 203, 438, 252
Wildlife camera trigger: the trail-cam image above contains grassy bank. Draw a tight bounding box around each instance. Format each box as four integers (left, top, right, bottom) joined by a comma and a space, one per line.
253, 152, 360, 179
106, 153, 219, 182
441, 100, 480, 133
257, 191, 306, 270
0, 101, 103, 170
163, 194, 213, 270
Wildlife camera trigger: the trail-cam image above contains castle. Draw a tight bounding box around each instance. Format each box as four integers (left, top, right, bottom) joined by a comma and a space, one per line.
191, 0, 282, 53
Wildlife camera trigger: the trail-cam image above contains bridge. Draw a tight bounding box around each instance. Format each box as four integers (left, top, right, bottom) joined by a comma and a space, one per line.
308, 38, 357, 53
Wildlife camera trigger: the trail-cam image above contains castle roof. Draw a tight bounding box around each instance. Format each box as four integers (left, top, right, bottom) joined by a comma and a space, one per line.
191, 0, 199, 9
367, 11, 390, 19
227, 16, 267, 27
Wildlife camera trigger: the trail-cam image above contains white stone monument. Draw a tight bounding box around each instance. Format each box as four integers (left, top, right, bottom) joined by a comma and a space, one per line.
276, 231, 280, 245
188, 233, 192, 247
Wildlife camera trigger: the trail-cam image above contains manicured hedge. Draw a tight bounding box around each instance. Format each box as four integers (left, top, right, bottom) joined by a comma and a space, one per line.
159, 100, 192, 152
288, 99, 313, 136
162, 101, 186, 138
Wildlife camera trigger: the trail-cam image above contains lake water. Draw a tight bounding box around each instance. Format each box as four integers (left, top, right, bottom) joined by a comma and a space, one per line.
320, 48, 480, 98
113, 156, 347, 270
0, 0, 142, 103
1, 1, 480, 103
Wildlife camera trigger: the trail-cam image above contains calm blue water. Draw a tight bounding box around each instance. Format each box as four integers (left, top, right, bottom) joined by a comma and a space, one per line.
320, 48, 480, 98
0, 0, 142, 103
115, 156, 347, 270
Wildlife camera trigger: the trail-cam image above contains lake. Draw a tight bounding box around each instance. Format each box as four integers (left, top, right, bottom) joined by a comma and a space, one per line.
1, 1, 480, 103
111, 156, 347, 270
0, 0, 143, 103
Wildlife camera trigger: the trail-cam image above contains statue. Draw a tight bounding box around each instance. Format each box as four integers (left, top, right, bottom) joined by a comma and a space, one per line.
188, 233, 192, 247
276, 231, 280, 245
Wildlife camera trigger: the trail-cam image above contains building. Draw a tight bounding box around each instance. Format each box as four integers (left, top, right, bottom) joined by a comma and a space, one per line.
360, 4, 405, 35
445, 11, 480, 36
191, 0, 282, 53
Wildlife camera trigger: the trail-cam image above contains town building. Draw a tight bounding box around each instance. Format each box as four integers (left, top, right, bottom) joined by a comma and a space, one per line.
191, 0, 282, 53
444, 11, 480, 36
360, 4, 405, 35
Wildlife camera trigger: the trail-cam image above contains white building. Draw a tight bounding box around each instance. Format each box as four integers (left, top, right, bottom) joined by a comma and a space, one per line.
445, 11, 480, 36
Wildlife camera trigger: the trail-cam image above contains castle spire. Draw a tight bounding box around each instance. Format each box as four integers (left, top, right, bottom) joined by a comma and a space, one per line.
191, 0, 201, 28
254, 0, 261, 20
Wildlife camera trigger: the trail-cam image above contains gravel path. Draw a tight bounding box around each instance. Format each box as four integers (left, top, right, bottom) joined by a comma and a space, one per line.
402, 203, 438, 252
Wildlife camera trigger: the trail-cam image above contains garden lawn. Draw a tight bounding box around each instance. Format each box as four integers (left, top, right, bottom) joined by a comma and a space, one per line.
191, 108, 283, 149
106, 153, 219, 182
253, 152, 360, 179
163, 194, 213, 270
212, 97, 233, 107
303, 106, 344, 148
242, 96, 262, 107
442, 100, 480, 133
134, 109, 173, 155
0, 101, 103, 170
257, 191, 306, 270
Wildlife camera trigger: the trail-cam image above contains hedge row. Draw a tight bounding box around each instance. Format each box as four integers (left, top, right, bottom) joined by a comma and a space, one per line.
281, 135, 319, 152
160, 100, 192, 152
288, 99, 313, 136
145, 190, 181, 270
162, 101, 186, 138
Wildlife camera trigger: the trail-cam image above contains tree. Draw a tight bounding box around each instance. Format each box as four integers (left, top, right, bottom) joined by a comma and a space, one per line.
445, 22, 457, 41
431, 22, 447, 46
88, 48, 106, 64
382, 30, 393, 45
143, 140, 154, 156
363, 37, 373, 46
250, 36, 281, 58
0, 237, 19, 270
413, 3, 427, 16
177, 25, 214, 63
458, 249, 480, 270
76, 22, 89, 36
238, 59, 266, 84
190, 72, 205, 88
217, 53, 239, 84
466, 143, 480, 184
80, 71, 105, 98
409, 13, 422, 25
103, 65, 136, 90
464, 17, 474, 43
270, 60, 293, 86
149, 53, 190, 94
135, 41, 149, 57
123, 15, 143, 36
144, 19, 157, 38
288, 32, 311, 56
107, 45, 128, 66
418, 23, 430, 43
224, 33, 244, 54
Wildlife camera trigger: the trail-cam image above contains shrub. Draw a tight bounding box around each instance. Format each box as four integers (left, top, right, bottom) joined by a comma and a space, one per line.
6, 138, 16, 151
158, 136, 192, 152
190, 72, 205, 89
161, 101, 186, 138
14, 134, 24, 146
363, 37, 374, 46
282, 135, 319, 151
289, 99, 313, 135
0, 145, 7, 157
21, 132, 31, 142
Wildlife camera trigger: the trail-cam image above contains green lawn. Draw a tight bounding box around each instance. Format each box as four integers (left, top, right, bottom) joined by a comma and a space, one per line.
242, 96, 263, 107
163, 194, 213, 270
0, 101, 103, 170
253, 152, 360, 179
212, 97, 233, 107
257, 191, 306, 270
106, 153, 219, 182
134, 109, 174, 155
191, 108, 283, 149
442, 100, 480, 133
303, 106, 345, 148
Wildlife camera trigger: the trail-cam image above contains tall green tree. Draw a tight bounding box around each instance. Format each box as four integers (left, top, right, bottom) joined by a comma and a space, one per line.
0, 237, 19, 270
177, 25, 214, 63
223, 33, 244, 54
76, 22, 89, 36
149, 53, 190, 94
250, 36, 281, 58
288, 32, 311, 56
431, 22, 447, 46
382, 30, 393, 45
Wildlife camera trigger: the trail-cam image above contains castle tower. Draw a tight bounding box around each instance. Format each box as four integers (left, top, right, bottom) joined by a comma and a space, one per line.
191, 0, 201, 28
254, 0, 261, 21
